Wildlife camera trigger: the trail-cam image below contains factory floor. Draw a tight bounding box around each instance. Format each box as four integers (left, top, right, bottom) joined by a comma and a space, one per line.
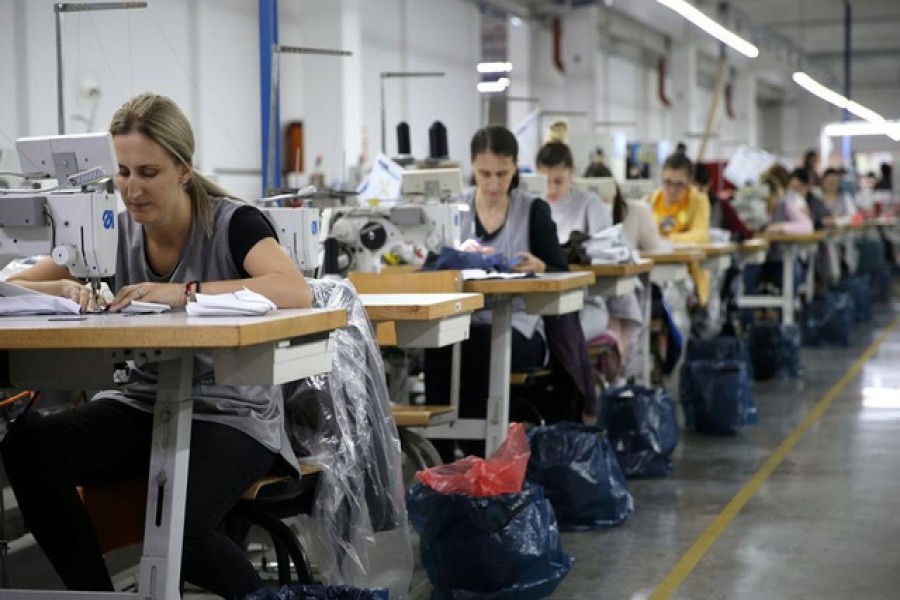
0, 295, 897, 600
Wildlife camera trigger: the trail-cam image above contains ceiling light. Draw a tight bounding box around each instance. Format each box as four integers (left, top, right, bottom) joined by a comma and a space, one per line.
655, 0, 759, 58
794, 72, 897, 140
823, 121, 900, 142
477, 77, 511, 94
477, 61, 513, 74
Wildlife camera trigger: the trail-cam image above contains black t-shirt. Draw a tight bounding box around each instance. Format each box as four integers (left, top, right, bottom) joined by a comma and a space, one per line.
228, 206, 278, 278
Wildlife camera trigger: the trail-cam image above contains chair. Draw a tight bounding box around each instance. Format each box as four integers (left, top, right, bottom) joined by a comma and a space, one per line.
80, 462, 320, 587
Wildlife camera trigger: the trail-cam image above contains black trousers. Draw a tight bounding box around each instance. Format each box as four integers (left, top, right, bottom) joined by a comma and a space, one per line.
424, 323, 545, 460
1, 399, 276, 599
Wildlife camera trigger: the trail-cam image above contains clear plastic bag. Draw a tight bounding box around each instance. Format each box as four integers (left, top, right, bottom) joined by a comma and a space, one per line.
282, 278, 412, 598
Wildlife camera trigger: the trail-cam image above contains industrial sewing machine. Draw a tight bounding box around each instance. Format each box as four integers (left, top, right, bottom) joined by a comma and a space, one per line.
317, 167, 465, 273
257, 188, 322, 273
321, 202, 462, 273
0, 133, 119, 295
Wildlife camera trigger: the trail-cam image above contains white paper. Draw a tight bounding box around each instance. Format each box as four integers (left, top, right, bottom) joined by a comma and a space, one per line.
122, 301, 171, 314
0, 295, 80, 316
356, 154, 403, 205
461, 269, 530, 280
185, 288, 276, 317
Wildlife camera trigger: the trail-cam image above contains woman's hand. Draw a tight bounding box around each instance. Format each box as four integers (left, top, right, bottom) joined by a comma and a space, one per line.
108, 282, 184, 312
55, 280, 105, 313
458, 238, 495, 255
512, 251, 545, 274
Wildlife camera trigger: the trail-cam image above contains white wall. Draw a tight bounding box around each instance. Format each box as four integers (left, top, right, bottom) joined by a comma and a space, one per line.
0, 0, 482, 197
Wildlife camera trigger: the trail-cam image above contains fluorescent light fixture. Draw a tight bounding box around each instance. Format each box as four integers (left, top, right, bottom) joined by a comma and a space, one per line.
792, 72, 848, 108
823, 121, 900, 142
477, 77, 511, 93
794, 71, 898, 140
477, 61, 513, 74
655, 0, 759, 58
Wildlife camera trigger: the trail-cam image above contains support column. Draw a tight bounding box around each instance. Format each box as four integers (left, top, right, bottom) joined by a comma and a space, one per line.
732, 70, 758, 149
669, 41, 699, 153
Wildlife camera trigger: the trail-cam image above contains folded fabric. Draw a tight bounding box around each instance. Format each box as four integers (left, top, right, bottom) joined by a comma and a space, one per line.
584, 224, 636, 264
424, 246, 519, 272
122, 301, 170, 315
0, 295, 80, 316
186, 288, 276, 317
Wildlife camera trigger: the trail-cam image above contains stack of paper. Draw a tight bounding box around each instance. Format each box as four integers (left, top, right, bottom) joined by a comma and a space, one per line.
186, 288, 276, 317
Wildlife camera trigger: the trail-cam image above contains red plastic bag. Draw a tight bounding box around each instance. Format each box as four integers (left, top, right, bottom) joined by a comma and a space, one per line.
415, 423, 530, 497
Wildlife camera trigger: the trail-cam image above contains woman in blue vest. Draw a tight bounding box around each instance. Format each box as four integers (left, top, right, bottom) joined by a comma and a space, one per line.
3, 93, 310, 598
424, 126, 574, 459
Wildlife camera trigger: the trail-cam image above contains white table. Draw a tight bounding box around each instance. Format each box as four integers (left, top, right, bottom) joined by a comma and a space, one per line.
0, 308, 346, 600
736, 231, 827, 325
426, 271, 594, 454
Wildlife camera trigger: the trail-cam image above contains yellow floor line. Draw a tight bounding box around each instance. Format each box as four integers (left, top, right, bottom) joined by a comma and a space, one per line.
649, 314, 900, 600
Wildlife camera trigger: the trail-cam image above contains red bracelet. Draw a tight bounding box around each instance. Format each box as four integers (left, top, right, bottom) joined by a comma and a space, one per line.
184, 281, 200, 303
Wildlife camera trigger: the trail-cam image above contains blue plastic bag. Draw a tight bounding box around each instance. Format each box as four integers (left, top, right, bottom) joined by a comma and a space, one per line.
601, 385, 679, 478
679, 336, 757, 434
748, 322, 801, 380
406, 481, 572, 600
242, 585, 388, 600
832, 275, 872, 323
801, 292, 854, 347
525, 423, 633, 530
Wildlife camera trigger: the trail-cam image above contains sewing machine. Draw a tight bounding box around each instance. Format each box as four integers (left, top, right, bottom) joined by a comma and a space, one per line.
261, 207, 321, 272
0, 133, 119, 294
321, 202, 462, 272
731, 183, 770, 230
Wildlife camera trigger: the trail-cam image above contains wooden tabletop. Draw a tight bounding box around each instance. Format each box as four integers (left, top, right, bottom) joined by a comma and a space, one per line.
571, 258, 654, 277
462, 271, 594, 294
698, 242, 739, 257
0, 308, 347, 350
359, 293, 483, 321
758, 230, 828, 243
640, 249, 706, 264
740, 239, 769, 253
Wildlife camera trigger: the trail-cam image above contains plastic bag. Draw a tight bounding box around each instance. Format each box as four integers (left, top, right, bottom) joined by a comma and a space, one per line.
831, 275, 872, 323
526, 423, 633, 529
415, 423, 529, 497
679, 336, 757, 434
601, 385, 679, 478
406, 481, 572, 600
801, 292, 854, 347
243, 584, 388, 600
283, 279, 412, 598
747, 322, 801, 380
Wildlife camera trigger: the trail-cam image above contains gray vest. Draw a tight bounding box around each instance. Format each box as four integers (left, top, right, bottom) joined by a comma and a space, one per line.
95, 198, 297, 474
457, 187, 542, 339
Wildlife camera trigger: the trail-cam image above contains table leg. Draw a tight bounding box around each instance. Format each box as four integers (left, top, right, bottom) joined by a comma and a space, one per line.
137, 356, 194, 599
485, 298, 513, 455
782, 245, 796, 325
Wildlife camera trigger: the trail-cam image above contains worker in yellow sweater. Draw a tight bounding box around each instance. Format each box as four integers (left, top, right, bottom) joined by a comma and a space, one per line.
649, 152, 711, 305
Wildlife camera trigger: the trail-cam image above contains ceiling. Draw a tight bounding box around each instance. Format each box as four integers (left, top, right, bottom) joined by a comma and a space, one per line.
481, 0, 900, 90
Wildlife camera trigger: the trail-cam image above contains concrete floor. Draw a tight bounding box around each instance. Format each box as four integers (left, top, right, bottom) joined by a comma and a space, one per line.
0, 297, 897, 599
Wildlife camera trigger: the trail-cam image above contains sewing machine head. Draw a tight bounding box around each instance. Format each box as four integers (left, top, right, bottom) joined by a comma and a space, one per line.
261, 207, 321, 273
0, 133, 119, 287
322, 203, 462, 273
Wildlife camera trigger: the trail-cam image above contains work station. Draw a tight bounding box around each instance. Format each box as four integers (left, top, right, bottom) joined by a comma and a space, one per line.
0, 1, 898, 599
